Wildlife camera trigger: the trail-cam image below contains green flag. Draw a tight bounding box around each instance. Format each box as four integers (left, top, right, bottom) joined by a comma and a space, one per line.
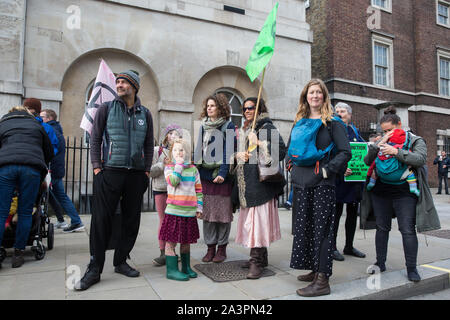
245, 2, 279, 82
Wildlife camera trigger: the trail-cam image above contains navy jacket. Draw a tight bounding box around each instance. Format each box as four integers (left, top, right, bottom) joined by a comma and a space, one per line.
47, 120, 66, 179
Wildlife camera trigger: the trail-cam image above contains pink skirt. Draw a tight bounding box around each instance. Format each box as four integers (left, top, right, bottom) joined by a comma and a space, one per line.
235, 198, 281, 248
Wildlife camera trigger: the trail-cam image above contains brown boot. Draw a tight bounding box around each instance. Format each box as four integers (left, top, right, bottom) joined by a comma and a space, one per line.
213, 244, 227, 263
296, 272, 330, 297
246, 248, 264, 279
261, 247, 268, 267
202, 244, 216, 263
297, 271, 316, 282
242, 247, 268, 268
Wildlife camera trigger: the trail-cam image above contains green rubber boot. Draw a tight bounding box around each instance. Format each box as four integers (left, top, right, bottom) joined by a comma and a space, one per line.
181, 253, 198, 278
166, 255, 189, 281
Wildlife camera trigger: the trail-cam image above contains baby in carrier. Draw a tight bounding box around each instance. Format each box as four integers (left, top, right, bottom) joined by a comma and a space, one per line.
366, 129, 420, 197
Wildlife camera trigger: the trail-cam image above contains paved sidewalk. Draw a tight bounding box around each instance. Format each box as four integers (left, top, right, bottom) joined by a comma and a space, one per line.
0, 189, 449, 300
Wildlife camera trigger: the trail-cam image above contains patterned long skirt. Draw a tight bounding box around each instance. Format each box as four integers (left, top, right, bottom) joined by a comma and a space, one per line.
290, 185, 336, 278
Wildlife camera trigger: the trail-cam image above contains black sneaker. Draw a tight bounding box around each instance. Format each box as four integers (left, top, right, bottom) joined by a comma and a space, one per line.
368, 262, 386, 274
12, 249, 25, 268
114, 262, 140, 277
74, 265, 101, 291
332, 250, 345, 261
63, 223, 85, 233
407, 267, 421, 282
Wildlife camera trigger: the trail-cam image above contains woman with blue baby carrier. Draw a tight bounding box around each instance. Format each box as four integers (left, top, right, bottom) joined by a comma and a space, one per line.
288, 79, 352, 297
360, 106, 440, 283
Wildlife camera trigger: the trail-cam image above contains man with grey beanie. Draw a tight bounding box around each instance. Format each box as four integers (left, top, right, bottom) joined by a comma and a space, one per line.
75, 70, 154, 291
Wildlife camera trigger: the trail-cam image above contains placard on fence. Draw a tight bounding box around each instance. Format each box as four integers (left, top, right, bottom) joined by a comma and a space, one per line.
344, 142, 369, 182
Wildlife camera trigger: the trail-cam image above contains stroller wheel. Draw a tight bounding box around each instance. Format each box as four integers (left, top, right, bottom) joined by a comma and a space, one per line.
47, 223, 54, 250
32, 242, 46, 260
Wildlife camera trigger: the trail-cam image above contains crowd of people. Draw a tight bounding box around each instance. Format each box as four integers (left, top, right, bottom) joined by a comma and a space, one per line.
0, 71, 442, 297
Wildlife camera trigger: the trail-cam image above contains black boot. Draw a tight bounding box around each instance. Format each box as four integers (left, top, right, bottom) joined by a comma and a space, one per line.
74, 264, 101, 291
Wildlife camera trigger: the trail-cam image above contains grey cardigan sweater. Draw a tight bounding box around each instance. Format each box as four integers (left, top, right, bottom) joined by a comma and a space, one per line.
360, 133, 441, 233
149, 146, 169, 192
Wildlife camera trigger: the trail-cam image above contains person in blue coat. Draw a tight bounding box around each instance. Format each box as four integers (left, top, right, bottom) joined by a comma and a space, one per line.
332, 102, 366, 261
23, 98, 59, 156
40, 109, 84, 233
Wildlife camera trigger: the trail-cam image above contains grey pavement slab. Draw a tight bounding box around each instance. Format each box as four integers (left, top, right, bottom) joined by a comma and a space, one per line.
1, 188, 449, 300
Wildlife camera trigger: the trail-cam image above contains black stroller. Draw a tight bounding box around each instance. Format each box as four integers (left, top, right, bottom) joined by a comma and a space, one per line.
0, 175, 55, 262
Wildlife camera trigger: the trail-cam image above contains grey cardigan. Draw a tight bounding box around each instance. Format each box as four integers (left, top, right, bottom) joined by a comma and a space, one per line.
360, 134, 441, 233
149, 146, 169, 192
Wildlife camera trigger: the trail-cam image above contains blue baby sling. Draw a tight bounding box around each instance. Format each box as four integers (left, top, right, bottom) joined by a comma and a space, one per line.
287, 117, 341, 167
375, 131, 412, 185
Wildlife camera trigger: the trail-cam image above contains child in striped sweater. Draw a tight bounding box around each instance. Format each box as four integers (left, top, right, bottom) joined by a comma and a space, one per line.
159, 138, 203, 281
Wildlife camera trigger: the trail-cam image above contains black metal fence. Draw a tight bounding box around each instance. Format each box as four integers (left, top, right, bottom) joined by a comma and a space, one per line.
63, 137, 154, 214
63, 137, 291, 214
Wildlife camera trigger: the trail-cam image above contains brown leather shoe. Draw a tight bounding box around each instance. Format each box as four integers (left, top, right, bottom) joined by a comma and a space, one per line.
213, 244, 227, 263
296, 273, 330, 297
297, 271, 316, 282
246, 248, 264, 279
202, 244, 216, 263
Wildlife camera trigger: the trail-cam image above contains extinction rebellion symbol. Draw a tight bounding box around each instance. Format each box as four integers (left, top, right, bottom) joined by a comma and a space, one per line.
138, 119, 144, 126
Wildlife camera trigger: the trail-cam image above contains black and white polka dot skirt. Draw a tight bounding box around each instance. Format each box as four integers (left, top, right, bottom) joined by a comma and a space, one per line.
290, 185, 336, 278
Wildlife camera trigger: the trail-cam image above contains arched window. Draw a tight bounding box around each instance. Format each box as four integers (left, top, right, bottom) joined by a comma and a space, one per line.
214, 88, 243, 128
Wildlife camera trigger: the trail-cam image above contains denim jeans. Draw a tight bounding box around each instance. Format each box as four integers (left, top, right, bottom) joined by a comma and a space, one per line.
49, 178, 82, 225
0, 165, 41, 250
370, 192, 418, 268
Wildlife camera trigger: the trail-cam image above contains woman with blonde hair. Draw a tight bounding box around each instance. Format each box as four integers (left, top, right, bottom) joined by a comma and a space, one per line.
287, 79, 351, 297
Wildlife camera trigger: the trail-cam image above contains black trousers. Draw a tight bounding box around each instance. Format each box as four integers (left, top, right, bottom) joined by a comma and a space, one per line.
370, 192, 418, 268
438, 173, 449, 194
333, 202, 358, 251
89, 168, 148, 273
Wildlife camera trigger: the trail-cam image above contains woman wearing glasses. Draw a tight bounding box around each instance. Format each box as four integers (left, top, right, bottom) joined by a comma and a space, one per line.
231, 97, 286, 279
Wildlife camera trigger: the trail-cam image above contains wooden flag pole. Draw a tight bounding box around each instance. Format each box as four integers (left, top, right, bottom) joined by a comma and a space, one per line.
251, 67, 266, 132
248, 67, 266, 152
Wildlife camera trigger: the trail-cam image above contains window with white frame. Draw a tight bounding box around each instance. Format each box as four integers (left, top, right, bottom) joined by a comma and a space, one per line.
214, 88, 244, 128
372, 35, 394, 87
438, 50, 450, 96
437, 1, 450, 27
371, 0, 391, 12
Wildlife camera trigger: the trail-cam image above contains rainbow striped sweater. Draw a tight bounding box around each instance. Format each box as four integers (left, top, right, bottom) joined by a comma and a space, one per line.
164, 163, 203, 217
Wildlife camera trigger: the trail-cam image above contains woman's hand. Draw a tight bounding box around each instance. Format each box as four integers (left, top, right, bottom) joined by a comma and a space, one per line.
236, 152, 250, 163
163, 157, 171, 165
379, 143, 399, 156
344, 168, 352, 177
94, 168, 101, 175
248, 131, 259, 146
213, 175, 225, 184
379, 129, 395, 145
196, 212, 202, 219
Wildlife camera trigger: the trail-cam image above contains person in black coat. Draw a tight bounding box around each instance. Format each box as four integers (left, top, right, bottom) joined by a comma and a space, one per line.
231, 97, 286, 280
0, 106, 54, 269
332, 102, 366, 261
288, 79, 351, 297
433, 150, 449, 195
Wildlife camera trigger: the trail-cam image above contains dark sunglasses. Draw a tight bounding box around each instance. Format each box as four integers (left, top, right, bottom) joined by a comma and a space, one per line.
243, 106, 256, 112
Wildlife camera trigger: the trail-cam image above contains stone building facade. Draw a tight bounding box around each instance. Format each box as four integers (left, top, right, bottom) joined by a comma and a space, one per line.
306, 0, 450, 187
0, 0, 312, 144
